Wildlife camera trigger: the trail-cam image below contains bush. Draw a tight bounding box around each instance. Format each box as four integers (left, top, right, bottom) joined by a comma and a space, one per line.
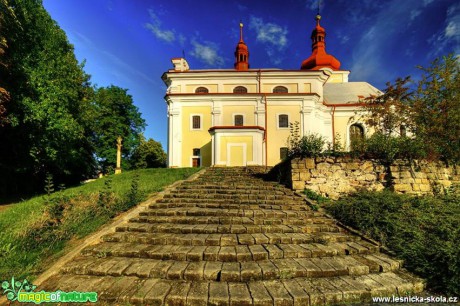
326, 190, 460, 295
350, 132, 428, 163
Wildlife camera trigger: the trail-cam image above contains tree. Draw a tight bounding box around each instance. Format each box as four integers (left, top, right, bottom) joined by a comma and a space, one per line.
130, 134, 167, 169
413, 54, 460, 163
360, 76, 414, 136
92, 86, 146, 171
0, 0, 96, 195
0, 0, 18, 126
358, 54, 459, 163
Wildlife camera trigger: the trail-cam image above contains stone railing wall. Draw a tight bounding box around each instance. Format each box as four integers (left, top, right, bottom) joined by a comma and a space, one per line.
283, 157, 459, 199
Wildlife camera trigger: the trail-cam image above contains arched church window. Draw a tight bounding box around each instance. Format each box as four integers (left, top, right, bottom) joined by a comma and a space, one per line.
234, 115, 244, 126
233, 86, 247, 94
350, 124, 364, 151
273, 86, 288, 93
195, 87, 209, 94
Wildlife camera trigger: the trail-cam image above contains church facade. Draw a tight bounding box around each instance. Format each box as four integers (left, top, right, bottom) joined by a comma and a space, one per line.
162, 15, 381, 168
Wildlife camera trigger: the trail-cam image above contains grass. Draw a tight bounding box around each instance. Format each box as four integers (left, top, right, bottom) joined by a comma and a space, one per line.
0, 167, 200, 281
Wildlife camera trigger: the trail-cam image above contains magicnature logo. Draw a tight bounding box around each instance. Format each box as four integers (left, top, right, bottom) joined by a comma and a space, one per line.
2, 277, 37, 301
1, 277, 98, 304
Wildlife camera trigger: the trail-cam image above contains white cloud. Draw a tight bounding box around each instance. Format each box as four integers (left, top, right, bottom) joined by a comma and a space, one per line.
190, 40, 225, 67
445, 21, 457, 37
306, 0, 325, 13
427, 2, 460, 58
145, 10, 175, 43
102, 51, 157, 85
423, 0, 434, 6
249, 17, 288, 49
410, 9, 421, 21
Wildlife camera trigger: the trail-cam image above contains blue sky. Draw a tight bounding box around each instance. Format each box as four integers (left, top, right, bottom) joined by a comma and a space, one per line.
42, 0, 460, 148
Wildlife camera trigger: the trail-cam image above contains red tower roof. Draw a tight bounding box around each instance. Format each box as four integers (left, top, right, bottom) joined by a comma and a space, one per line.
301, 14, 341, 70
234, 22, 249, 71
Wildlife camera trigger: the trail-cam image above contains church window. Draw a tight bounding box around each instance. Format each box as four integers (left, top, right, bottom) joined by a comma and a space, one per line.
400, 125, 407, 137
192, 115, 201, 129
278, 114, 289, 128
193, 148, 200, 156
273, 86, 288, 93
350, 124, 364, 150
234, 115, 244, 126
233, 86, 247, 93
280, 147, 288, 160
195, 87, 209, 94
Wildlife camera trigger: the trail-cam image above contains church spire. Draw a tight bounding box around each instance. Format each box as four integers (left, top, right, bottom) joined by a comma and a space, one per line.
300, 14, 341, 70
234, 22, 249, 71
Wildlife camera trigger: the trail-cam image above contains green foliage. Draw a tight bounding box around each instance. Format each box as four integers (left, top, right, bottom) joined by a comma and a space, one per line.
325, 133, 344, 156
126, 172, 141, 207
288, 122, 326, 158
326, 190, 460, 295
0, 0, 96, 195
130, 134, 167, 169
304, 188, 330, 205
359, 54, 460, 163
413, 54, 460, 163
0, 168, 200, 280
92, 86, 146, 172
44, 173, 54, 197
350, 132, 427, 163
97, 176, 114, 210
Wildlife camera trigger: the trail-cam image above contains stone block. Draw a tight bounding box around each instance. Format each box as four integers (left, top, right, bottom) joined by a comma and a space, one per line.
292, 172, 300, 181
399, 171, 413, 179
419, 184, 431, 192
347, 162, 360, 170
361, 161, 374, 171
393, 184, 411, 193
331, 170, 345, 180
414, 172, 427, 179
364, 174, 376, 181
292, 181, 304, 191
304, 158, 315, 169
317, 162, 331, 170
330, 165, 342, 171
325, 157, 335, 164
299, 172, 311, 181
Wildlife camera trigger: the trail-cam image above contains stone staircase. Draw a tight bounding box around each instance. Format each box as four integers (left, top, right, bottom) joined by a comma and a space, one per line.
40, 167, 424, 305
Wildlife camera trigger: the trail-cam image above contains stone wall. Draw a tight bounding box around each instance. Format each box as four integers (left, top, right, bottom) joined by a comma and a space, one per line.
289, 157, 459, 199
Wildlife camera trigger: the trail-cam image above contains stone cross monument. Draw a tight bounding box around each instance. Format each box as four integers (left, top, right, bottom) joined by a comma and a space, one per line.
115, 136, 122, 174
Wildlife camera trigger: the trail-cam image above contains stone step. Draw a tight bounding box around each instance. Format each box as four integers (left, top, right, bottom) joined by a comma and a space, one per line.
163, 193, 301, 201
155, 197, 304, 206
40, 272, 424, 305
62, 253, 401, 281
81, 241, 380, 262
115, 222, 344, 235
150, 202, 311, 211
101, 232, 361, 246
128, 215, 334, 226
174, 187, 295, 195
143, 207, 318, 217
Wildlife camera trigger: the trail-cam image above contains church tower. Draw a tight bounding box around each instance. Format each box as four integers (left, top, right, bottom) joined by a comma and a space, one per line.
234, 22, 249, 71
301, 14, 341, 70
